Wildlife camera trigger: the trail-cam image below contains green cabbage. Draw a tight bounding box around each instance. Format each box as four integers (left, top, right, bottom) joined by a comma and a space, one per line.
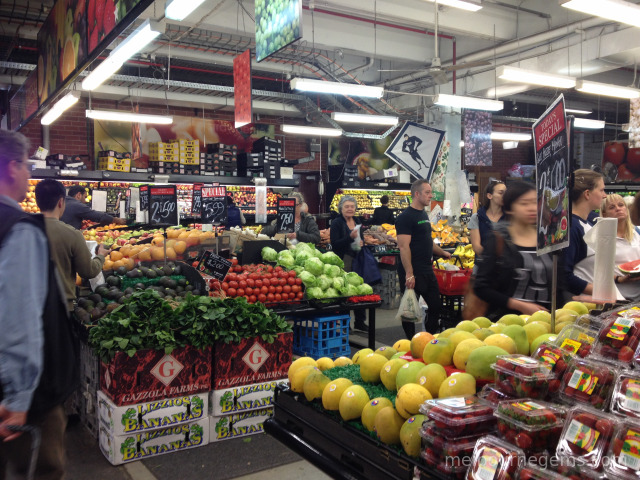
299, 271, 317, 287
320, 251, 344, 269
332, 277, 345, 291
314, 249, 323, 258
323, 264, 341, 278
317, 275, 331, 290
292, 266, 304, 276
357, 284, 373, 295
306, 287, 324, 299
304, 257, 324, 276
325, 288, 339, 298
344, 272, 364, 286
341, 284, 359, 297
294, 249, 313, 266
261, 247, 278, 262
277, 251, 295, 268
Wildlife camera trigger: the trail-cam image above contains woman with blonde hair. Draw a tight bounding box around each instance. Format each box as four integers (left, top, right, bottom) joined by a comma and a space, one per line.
601, 193, 640, 300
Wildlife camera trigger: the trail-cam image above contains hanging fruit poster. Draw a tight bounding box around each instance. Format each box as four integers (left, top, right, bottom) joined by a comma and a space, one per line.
328, 137, 393, 178
463, 111, 492, 167
87, 0, 145, 55
234, 50, 252, 128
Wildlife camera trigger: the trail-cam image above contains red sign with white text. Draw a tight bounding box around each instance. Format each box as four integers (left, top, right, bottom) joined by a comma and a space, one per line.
234, 50, 253, 128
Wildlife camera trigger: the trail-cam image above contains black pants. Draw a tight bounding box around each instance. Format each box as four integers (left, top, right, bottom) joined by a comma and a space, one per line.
398, 269, 441, 339
344, 254, 367, 328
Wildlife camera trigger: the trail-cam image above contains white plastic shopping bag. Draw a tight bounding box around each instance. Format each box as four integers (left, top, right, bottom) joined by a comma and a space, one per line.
395, 288, 422, 323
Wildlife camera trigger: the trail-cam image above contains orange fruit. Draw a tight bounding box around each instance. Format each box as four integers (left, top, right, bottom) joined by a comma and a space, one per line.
120, 246, 132, 257
152, 236, 164, 247
112, 260, 125, 270
166, 239, 176, 250
174, 241, 187, 254
103, 260, 113, 270
167, 229, 180, 239
138, 248, 152, 261
110, 251, 123, 261
151, 246, 165, 261
178, 232, 189, 240
165, 247, 177, 260
123, 257, 135, 271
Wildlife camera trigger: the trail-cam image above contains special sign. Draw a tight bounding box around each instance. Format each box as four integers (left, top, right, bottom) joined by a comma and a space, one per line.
201, 186, 227, 225
533, 94, 570, 255
149, 186, 178, 226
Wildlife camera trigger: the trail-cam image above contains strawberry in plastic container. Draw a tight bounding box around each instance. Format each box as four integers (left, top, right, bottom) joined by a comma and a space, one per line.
478, 383, 515, 408
610, 371, 640, 420
595, 315, 640, 364
558, 357, 617, 410
465, 435, 524, 480
491, 355, 555, 399
420, 396, 496, 438
531, 342, 571, 394
420, 420, 488, 473
606, 418, 640, 480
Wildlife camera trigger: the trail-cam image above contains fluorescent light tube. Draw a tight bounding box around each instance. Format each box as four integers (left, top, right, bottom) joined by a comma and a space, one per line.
565, 108, 592, 115
574, 118, 605, 129
491, 132, 532, 141
82, 19, 162, 91
41, 92, 80, 125
497, 66, 576, 89
282, 125, 343, 136
290, 78, 384, 98
165, 0, 206, 21
503, 141, 519, 149
576, 80, 640, 99
423, 0, 482, 11
331, 112, 399, 126
561, 0, 640, 29
434, 94, 504, 111
86, 110, 173, 124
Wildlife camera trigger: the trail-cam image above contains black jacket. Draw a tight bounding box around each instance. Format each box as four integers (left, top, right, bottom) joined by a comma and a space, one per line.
330, 215, 364, 260
261, 212, 321, 244
371, 206, 395, 226
60, 196, 114, 229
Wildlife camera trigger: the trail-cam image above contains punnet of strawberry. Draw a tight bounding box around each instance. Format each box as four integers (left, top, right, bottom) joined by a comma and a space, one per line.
491, 355, 555, 399
478, 383, 515, 408
531, 343, 571, 395
420, 395, 496, 437
558, 357, 617, 410
494, 399, 567, 454
421, 449, 468, 479
610, 371, 640, 420
556, 406, 620, 471
604, 417, 640, 480
553, 323, 597, 358
594, 314, 640, 365
420, 420, 489, 470
465, 435, 525, 480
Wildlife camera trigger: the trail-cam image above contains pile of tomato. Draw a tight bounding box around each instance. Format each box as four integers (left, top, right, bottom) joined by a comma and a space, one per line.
208, 260, 304, 304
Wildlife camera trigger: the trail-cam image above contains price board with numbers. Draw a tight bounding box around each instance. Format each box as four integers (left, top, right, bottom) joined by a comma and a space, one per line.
197, 250, 232, 281
149, 185, 178, 226
192, 183, 203, 216
201, 186, 227, 224
277, 198, 296, 233
140, 185, 149, 211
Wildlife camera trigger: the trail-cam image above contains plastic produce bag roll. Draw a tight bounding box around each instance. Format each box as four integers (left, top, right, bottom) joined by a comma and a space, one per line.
584, 217, 621, 303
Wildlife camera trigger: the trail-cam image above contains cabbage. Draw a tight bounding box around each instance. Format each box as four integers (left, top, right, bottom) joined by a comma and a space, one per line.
341, 284, 359, 297
357, 284, 373, 295
296, 242, 315, 254
294, 249, 313, 266
317, 275, 331, 290
304, 257, 324, 276
332, 277, 345, 291
299, 271, 317, 287
306, 287, 324, 299
344, 271, 364, 286
314, 249, 324, 258
323, 264, 341, 278
292, 266, 304, 276
277, 251, 295, 268
320, 251, 344, 269
261, 247, 278, 262
324, 288, 339, 298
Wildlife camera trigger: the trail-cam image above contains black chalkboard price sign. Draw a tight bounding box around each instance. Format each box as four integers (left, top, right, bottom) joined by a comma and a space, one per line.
197, 250, 232, 281
149, 185, 178, 226
192, 183, 203, 216
140, 185, 149, 211
277, 198, 296, 233
201, 186, 227, 224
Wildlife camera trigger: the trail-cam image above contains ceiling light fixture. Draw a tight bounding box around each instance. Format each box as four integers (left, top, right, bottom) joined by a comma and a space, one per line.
290, 78, 384, 98
82, 19, 163, 91
573, 118, 605, 129
491, 132, 532, 141
503, 141, 519, 150
434, 94, 504, 111
41, 91, 80, 125
165, 0, 206, 20
422, 0, 482, 11
496, 66, 576, 89
86, 110, 173, 124
282, 125, 343, 136
560, 0, 640, 29
575, 80, 640, 99
330, 112, 399, 126
565, 108, 592, 115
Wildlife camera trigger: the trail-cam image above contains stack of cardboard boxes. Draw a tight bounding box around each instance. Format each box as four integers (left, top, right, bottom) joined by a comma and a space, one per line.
201, 143, 238, 176
250, 137, 282, 179
175, 139, 201, 175
97, 151, 132, 173
46, 153, 89, 171
149, 142, 180, 174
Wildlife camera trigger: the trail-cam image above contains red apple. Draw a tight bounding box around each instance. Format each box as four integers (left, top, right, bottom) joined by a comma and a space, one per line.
604, 142, 626, 166
627, 148, 640, 174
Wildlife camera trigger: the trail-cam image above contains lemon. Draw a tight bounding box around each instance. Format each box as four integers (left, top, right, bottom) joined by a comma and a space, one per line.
322, 378, 353, 410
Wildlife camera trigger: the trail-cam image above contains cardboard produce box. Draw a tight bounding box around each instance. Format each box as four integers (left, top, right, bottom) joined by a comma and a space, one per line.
100, 346, 211, 406
210, 379, 287, 416
97, 390, 208, 436
99, 418, 209, 465
209, 407, 272, 443
212, 333, 292, 390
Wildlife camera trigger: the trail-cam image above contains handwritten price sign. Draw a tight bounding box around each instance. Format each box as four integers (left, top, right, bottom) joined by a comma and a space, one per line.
277, 198, 296, 233
149, 186, 178, 226
140, 185, 149, 211
192, 183, 203, 216
202, 186, 227, 225
197, 250, 232, 280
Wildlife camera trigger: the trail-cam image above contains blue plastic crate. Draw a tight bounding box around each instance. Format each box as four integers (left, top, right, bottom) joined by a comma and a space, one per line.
292, 314, 350, 359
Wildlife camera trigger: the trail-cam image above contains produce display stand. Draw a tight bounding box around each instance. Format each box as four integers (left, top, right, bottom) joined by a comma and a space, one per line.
264, 385, 443, 480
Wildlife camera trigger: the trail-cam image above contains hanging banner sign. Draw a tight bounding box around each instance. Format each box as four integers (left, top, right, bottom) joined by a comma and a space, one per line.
384, 121, 445, 181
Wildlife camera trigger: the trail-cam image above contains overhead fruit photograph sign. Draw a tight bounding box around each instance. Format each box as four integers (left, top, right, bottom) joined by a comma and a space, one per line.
255, 0, 303, 62
234, 50, 253, 128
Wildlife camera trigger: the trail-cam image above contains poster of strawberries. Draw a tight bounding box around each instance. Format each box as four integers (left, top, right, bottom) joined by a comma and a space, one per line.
37, 0, 88, 105
87, 0, 144, 55
234, 50, 253, 128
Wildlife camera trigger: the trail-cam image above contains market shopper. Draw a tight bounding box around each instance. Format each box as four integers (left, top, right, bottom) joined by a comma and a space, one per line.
226, 195, 246, 228
474, 181, 560, 316
468, 180, 507, 256
35, 179, 110, 311
330, 195, 368, 331
601, 193, 640, 300
262, 192, 321, 243
396, 179, 452, 338
370, 195, 396, 226
563, 169, 608, 297
60, 185, 126, 230
0, 129, 77, 479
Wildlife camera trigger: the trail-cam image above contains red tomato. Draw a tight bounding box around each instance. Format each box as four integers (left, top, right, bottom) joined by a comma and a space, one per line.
628, 148, 640, 174
229, 280, 239, 289
261, 286, 269, 294
247, 279, 255, 288
221, 282, 229, 290
288, 270, 297, 278
245, 287, 253, 295
281, 293, 289, 301
267, 293, 275, 302
279, 278, 287, 286
239, 280, 247, 289
249, 295, 257, 303
264, 273, 273, 279
237, 288, 245, 296
249, 273, 259, 281
231, 258, 238, 266
287, 277, 296, 285
275, 293, 282, 301
283, 285, 292, 293
275, 266, 282, 272
604, 142, 626, 166
269, 286, 276, 294
227, 288, 237, 296
234, 265, 243, 273
255, 279, 263, 288
267, 265, 273, 273
258, 294, 267, 303
226, 273, 236, 281
292, 285, 301, 293
295, 278, 302, 285
297, 292, 304, 299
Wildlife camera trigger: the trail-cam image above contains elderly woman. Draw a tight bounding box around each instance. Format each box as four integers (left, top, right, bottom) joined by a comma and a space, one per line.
262, 192, 321, 243
331, 195, 367, 331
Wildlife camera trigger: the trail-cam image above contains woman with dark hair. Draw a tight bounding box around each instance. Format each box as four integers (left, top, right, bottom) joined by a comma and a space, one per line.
474, 181, 562, 316
226, 195, 246, 228
371, 195, 395, 225
468, 180, 506, 256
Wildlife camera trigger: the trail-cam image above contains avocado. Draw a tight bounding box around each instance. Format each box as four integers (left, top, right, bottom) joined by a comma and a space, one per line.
177, 278, 187, 287
117, 266, 127, 276
186, 285, 194, 291
134, 283, 146, 290
176, 286, 184, 293
95, 283, 109, 291
125, 270, 137, 278
153, 267, 164, 276
166, 279, 177, 289
174, 265, 182, 275
106, 303, 120, 313
139, 266, 149, 274
192, 290, 201, 296
106, 276, 121, 287
75, 308, 91, 324
155, 291, 165, 298
179, 291, 188, 298
90, 308, 102, 321
95, 302, 106, 311
77, 297, 90, 309
162, 265, 173, 276
146, 269, 157, 279
124, 287, 134, 295
88, 293, 102, 304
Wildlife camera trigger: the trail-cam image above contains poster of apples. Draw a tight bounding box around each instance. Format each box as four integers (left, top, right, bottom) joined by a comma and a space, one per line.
87, 0, 144, 55
37, 0, 88, 105
328, 137, 393, 178
602, 141, 640, 182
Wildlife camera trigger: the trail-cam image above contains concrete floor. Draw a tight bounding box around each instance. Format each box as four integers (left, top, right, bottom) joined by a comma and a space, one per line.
64, 307, 426, 480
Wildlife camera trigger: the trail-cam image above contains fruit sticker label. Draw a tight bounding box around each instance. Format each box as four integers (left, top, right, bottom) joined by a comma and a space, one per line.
619, 429, 640, 471
568, 370, 598, 395
618, 307, 640, 319
512, 401, 545, 412
607, 318, 635, 342
476, 447, 501, 480
623, 380, 640, 413
577, 333, 595, 343
560, 338, 582, 354
506, 356, 539, 366
567, 419, 600, 452
539, 349, 561, 369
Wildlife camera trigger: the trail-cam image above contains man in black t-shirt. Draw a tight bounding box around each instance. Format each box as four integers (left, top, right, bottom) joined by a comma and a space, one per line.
396, 179, 451, 338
